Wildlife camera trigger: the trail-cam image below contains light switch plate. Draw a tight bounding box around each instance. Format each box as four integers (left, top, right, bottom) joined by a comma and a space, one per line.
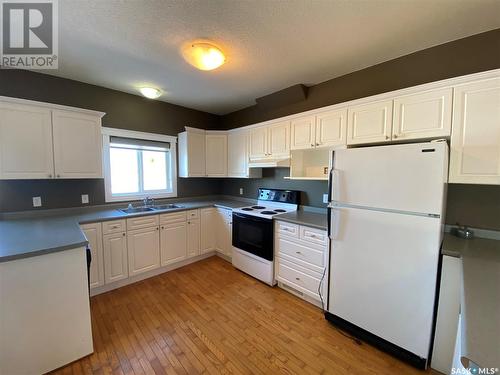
323, 194, 329, 204
81, 194, 89, 204
239, 188, 244, 195
32, 196, 42, 207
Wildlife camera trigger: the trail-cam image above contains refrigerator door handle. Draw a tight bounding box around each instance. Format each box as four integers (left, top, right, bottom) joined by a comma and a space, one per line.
327, 206, 332, 239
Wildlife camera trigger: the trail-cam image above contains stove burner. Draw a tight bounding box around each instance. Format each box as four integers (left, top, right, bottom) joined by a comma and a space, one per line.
252, 206, 266, 209
274, 209, 286, 213
261, 211, 277, 215
241, 208, 253, 211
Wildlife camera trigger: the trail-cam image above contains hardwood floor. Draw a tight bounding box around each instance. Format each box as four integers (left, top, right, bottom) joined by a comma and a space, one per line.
52, 256, 438, 375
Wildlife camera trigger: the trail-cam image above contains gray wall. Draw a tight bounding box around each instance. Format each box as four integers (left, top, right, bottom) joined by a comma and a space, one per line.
222, 169, 328, 207
0, 70, 223, 212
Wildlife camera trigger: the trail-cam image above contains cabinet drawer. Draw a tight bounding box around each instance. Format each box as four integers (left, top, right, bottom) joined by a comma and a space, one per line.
102, 219, 126, 235
186, 209, 199, 220
300, 226, 327, 245
276, 258, 322, 297
276, 221, 299, 238
160, 211, 187, 224
127, 215, 159, 231
277, 238, 325, 270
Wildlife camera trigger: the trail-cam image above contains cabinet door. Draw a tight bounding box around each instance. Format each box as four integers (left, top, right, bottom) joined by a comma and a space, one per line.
215, 208, 225, 253
188, 131, 206, 177
227, 131, 248, 177
450, 78, 500, 184
249, 126, 268, 159
205, 134, 227, 177
316, 108, 347, 148
393, 88, 452, 141
127, 226, 160, 276
0, 102, 54, 179
103, 232, 128, 283
200, 208, 216, 253
223, 215, 232, 257
187, 219, 200, 258
52, 110, 102, 178
290, 116, 315, 150
268, 121, 290, 157
347, 100, 393, 145
160, 221, 187, 265
81, 223, 104, 289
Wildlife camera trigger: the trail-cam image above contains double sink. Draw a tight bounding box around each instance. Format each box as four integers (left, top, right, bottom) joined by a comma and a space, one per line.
119, 204, 184, 214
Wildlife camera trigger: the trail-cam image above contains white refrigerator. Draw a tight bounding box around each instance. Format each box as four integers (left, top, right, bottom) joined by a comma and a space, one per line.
326, 142, 448, 369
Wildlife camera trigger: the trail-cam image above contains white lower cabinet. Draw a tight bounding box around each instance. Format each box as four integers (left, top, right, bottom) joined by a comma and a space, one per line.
275, 221, 328, 306
187, 219, 201, 258
103, 231, 128, 283
80, 222, 104, 289
127, 226, 160, 276
215, 208, 232, 258
201, 208, 217, 254
160, 222, 187, 265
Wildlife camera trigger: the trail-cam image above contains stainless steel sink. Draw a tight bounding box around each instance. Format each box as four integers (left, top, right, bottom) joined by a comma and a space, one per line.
120, 207, 155, 214
152, 204, 184, 210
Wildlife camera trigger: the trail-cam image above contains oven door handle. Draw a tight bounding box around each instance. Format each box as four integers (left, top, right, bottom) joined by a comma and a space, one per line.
233, 213, 269, 223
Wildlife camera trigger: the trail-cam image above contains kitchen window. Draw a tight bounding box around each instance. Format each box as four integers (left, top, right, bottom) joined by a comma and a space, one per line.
102, 128, 177, 202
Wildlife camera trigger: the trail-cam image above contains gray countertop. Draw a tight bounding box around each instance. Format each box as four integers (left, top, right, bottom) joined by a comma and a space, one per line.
442, 232, 500, 370
0, 198, 248, 263
274, 209, 328, 230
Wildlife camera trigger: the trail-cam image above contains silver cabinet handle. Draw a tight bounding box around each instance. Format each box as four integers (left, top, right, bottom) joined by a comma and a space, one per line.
316, 143, 320, 146
393, 134, 398, 139
48, 174, 52, 178
296, 251, 302, 255
310, 143, 314, 147
56, 174, 60, 178
122, 233, 126, 236
295, 277, 300, 281
385, 136, 390, 140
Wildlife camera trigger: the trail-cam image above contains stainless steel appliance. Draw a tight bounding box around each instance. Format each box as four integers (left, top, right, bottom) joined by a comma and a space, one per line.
232, 188, 300, 285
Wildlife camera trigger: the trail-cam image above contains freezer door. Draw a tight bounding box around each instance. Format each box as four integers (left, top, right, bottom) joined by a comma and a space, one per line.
328, 206, 442, 358
331, 142, 448, 215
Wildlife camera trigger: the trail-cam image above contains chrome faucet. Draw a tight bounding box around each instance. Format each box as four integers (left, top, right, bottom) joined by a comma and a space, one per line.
143, 196, 154, 207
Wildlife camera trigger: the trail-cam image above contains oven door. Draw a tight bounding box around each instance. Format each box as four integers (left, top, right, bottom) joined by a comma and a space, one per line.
232, 213, 274, 261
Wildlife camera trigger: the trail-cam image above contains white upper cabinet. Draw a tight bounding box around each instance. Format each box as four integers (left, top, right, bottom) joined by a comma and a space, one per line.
449, 78, 500, 184
178, 128, 206, 177
291, 116, 316, 150
0, 102, 54, 179
249, 126, 268, 159
205, 132, 227, 177
52, 110, 103, 178
347, 100, 393, 145
268, 121, 290, 157
250, 121, 290, 159
0, 99, 104, 180
228, 130, 248, 177
392, 88, 452, 141
315, 108, 347, 148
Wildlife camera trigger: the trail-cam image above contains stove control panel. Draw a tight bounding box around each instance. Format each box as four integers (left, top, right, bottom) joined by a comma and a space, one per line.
257, 188, 300, 204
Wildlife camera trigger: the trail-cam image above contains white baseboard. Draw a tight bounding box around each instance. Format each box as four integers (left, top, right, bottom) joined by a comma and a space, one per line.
90, 251, 216, 296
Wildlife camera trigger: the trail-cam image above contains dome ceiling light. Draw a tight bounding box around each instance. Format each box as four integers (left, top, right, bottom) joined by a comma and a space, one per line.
182, 42, 225, 71
139, 87, 162, 99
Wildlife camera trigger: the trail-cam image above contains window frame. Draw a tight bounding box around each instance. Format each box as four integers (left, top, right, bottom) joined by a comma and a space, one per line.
102, 127, 177, 202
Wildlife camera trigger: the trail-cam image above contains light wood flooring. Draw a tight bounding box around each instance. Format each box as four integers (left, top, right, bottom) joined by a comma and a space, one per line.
52, 256, 439, 375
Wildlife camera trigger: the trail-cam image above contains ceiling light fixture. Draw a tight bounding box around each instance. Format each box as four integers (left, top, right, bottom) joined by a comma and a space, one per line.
139, 87, 162, 99
182, 42, 225, 71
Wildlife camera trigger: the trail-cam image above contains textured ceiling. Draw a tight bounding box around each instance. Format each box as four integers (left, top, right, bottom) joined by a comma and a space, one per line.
48, 0, 500, 114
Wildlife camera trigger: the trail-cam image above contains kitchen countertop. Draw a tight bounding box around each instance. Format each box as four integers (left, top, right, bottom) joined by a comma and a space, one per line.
274, 209, 328, 230
442, 232, 500, 370
0, 198, 249, 263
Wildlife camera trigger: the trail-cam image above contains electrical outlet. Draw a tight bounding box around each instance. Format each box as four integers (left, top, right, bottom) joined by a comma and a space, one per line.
81, 194, 89, 204
32, 196, 42, 207
239, 188, 244, 195
323, 194, 329, 204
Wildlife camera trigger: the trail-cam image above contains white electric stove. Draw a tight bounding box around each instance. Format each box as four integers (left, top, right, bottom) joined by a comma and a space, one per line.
231, 188, 300, 285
